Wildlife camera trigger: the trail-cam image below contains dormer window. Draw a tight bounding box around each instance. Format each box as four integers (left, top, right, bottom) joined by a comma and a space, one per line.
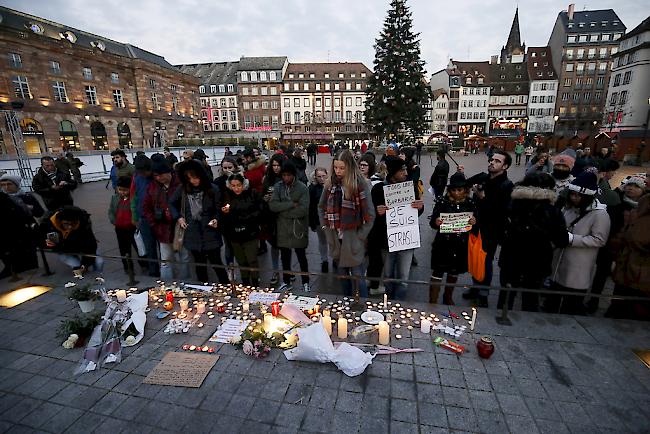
466, 77, 472, 84
26, 22, 44, 34
59, 31, 77, 43
90, 40, 105, 51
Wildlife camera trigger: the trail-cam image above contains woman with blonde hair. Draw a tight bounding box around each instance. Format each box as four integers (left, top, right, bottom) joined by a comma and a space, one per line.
318, 150, 375, 296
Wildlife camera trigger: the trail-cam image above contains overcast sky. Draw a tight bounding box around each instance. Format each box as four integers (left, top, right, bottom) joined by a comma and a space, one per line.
3, 0, 647, 74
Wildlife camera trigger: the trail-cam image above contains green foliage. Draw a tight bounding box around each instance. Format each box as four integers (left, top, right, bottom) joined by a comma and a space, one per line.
67, 284, 98, 302
365, 0, 431, 140
57, 312, 102, 339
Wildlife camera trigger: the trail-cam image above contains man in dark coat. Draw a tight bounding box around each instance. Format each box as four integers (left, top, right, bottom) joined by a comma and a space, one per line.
463, 150, 514, 307
429, 150, 450, 200
32, 156, 77, 211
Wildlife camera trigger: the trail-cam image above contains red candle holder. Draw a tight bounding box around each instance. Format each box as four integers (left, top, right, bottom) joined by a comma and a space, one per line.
476, 336, 495, 359
271, 301, 280, 316
216, 303, 226, 313
165, 290, 174, 303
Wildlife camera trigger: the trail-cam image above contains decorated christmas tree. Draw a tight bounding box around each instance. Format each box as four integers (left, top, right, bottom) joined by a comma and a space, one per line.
365, 0, 430, 141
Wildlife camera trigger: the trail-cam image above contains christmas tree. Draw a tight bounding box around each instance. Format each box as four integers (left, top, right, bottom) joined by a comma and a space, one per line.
365, 0, 430, 141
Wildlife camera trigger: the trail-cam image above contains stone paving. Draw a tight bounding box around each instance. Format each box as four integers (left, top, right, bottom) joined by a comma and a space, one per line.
1, 150, 650, 433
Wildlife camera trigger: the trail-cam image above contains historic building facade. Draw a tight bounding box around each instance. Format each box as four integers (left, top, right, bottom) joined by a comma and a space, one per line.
548, 5, 626, 135
0, 6, 200, 156
280, 62, 372, 146
454, 61, 490, 137
526, 46, 559, 134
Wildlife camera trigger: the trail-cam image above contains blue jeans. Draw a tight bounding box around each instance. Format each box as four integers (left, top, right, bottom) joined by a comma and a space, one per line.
138, 220, 159, 276
337, 263, 368, 297
158, 242, 191, 281
383, 249, 414, 300
58, 251, 104, 273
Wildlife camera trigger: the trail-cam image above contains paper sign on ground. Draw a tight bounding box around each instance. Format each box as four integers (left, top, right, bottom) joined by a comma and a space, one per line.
143, 352, 219, 388
284, 295, 319, 311
387, 205, 421, 252
248, 291, 280, 304
439, 212, 473, 234
184, 284, 214, 292
383, 181, 415, 209
209, 319, 250, 343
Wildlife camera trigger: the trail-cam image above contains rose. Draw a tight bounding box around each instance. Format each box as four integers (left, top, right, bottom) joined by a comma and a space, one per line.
125, 335, 136, 346
242, 340, 254, 356
62, 339, 74, 349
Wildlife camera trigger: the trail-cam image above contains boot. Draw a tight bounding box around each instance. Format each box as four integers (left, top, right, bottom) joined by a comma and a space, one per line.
429, 280, 441, 304
443, 287, 455, 305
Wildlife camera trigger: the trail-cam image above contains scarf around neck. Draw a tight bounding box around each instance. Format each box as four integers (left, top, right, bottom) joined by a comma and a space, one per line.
325, 179, 372, 231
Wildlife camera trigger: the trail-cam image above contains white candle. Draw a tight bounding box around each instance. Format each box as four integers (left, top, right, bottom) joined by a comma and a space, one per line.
378, 321, 390, 345
116, 290, 127, 303
242, 301, 250, 312
264, 313, 273, 331
383, 294, 388, 310
337, 317, 348, 339
197, 302, 206, 314
421, 319, 432, 334
470, 307, 477, 331
179, 298, 189, 312
322, 314, 332, 336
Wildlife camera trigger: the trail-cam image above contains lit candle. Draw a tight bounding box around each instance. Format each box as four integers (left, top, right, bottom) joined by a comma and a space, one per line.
321, 314, 332, 336
421, 319, 432, 334
179, 298, 189, 312
337, 317, 348, 339
470, 307, 477, 331
197, 302, 206, 314
383, 294, 387, 310
271, 301, 280, 316
116, 290, 127, 303
242, 301, 250, 312
264, 313, 273, 331
378, 321, 390, 345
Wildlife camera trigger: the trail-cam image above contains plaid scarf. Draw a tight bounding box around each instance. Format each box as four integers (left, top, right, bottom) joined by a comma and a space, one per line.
325, 180, 372, 231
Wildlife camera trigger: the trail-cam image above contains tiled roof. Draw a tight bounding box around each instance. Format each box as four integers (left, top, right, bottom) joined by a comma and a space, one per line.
0, 6, 179, 71
489, 63, 529, 95
451, 61, 491, 83
559, 9, 626, 33
285, 62, 372, 79
621, 15, 650, 40
177, 61, 239, 85
526, 47, 557, 80
238, 56, 287, 70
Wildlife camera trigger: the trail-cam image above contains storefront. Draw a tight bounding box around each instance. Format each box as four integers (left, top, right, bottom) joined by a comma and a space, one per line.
91, 121, 108, 150
458, 123, 487, 137
117, 122, 132, 148
19, 118, 47, 154
59, 120, 80, 151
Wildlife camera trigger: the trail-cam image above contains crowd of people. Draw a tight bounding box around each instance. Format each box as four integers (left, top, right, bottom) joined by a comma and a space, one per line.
0, 142, 648, 321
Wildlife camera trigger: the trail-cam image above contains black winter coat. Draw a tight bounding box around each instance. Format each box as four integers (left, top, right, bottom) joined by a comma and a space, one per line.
40, 208, 98, 267
220, 189, 262, 243
32, 168, 77, 211
467, 171, 513, 251
308, 183, 324, 230
429, 159, 449, 193
429, 196, 476, 274
169, 185, 223, 252
499, 186, 569, 286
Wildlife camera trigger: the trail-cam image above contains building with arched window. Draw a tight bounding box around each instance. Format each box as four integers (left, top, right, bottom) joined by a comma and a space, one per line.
0, 5, 200, 155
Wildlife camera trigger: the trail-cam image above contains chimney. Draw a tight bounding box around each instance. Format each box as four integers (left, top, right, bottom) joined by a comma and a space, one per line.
490, 55, 499, 65
568, 4, 575, 21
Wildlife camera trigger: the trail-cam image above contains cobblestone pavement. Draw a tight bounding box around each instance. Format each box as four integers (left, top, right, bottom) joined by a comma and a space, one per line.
1, 150, 649, 433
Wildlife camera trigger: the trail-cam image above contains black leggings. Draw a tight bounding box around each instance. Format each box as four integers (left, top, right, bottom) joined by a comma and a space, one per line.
190, 248, 230, 284
280, 247, 309, 284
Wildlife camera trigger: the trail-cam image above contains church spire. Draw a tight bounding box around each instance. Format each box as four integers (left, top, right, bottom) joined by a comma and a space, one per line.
500, 7, 525, 63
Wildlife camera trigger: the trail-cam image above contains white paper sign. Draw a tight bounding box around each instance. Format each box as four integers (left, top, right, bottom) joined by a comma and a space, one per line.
383, 181, 415, 209
387, 205, 421, 252
184, 284, 214, 292
284, 295, 319, 311
439, 212, 473, 234
248, 292, 280, 304
209, 319, 250, 343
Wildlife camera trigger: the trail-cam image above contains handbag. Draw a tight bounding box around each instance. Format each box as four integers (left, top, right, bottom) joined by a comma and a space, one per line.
173, 192, 186, 252
468, 231, 487, 282
133, 230, 146, 256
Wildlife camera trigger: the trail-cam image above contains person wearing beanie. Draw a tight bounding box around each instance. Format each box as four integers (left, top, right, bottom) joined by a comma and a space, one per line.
318, 150, 375, 297
269, 159, 311, 291
544, 170, 611, 315
551, 149, 576, 206
429, 171, 477, 305
367, 155, 424, 300
619, 175, 647, 209
130, 154, 158, 276
108, 176, 138, 275
0, 173, 44, 221
525, 148, 553, 175
143, 157, 189, 281
429, 150, 450, 200
498, 172, 569, 312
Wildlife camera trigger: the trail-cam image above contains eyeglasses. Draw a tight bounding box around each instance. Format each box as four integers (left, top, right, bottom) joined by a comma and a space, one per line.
359, 163, 369, 167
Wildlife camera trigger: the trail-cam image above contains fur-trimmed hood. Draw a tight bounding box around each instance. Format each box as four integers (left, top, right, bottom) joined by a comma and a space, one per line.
511, 186, 557, 204
247, 157, 266, 171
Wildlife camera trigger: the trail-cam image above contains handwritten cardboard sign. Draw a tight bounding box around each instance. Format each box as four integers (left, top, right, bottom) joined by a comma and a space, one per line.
143, 352, 219, 388
439, 212, 473, 234
284, 295, 319, 311
383, 181, 415, 209
387, 205, 421, 252
248, 292, 280, 304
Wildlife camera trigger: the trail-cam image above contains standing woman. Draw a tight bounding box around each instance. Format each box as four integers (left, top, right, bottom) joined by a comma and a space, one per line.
309, 167, 329, 273
269, 161, 311, 291
358, 154, 376, 183
220, 173, 262, 286
318, 150, 376, 297
214, 155, 240, 278
170, 160, 230, 284
262, 153, 286, 284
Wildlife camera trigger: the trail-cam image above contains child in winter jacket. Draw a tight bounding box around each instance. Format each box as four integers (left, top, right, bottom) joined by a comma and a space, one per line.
108, 176, 137, 274
429, 172, 477, 304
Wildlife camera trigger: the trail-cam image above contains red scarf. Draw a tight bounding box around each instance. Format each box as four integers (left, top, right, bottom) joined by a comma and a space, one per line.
324, 180, 372, 230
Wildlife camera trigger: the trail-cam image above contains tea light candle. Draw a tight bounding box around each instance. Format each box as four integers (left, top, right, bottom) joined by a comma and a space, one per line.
470, 307, 477, 331
242, 301, 249, 313
116, 290, 127, 303
264, 313, 273, 331
378, 321, 390, 345
179, 298, 189, 312
421, 319, 432, 334
197, 302, 206, 314
337, 317, 348, 339
322, 314, 332, 336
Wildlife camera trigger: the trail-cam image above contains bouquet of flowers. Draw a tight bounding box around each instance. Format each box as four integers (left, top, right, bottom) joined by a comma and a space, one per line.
230, 326, 293, 359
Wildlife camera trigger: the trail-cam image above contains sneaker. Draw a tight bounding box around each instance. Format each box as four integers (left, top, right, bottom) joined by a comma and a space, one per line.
270, 272, 280, 285
278, 283, 291, 292
321, 261, 328, 273
303, 283, 311, 292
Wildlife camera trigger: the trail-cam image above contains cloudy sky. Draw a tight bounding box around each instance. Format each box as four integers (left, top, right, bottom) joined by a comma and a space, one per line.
4, 0, 647, 73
